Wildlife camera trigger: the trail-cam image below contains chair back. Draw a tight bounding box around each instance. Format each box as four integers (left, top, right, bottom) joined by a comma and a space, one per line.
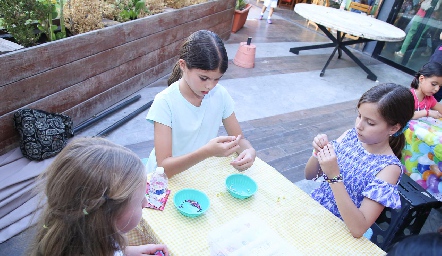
349, 2, 370, 14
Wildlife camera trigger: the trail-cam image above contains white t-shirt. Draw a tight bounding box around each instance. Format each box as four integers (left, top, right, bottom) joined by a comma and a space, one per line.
145, 80, 235, 173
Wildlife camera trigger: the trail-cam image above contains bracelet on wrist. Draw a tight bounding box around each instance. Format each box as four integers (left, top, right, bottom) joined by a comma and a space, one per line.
313, 167, 323, 181
426, 109, 429, 117
312, 149, 318, 158
323, 173, 343, 184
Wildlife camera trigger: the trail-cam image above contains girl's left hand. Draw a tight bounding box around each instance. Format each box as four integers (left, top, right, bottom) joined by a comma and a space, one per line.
231, 148, 256, 171
124, 244, 169, 256
317, 144, 340, 177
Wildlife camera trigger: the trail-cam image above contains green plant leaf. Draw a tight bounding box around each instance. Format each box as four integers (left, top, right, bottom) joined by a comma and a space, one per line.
37, 25, 45, 32
135, 0, 146, 13
55, 31, 66, 40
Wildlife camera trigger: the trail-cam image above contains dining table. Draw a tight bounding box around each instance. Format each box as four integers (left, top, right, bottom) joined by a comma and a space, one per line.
291, 3, 406, 81
126, 156, 385, 255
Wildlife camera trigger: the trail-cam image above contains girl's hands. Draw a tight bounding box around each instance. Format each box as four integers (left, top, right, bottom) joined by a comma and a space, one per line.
312, 134, 329, 152
317, 144, 340, 178
429, 109, 442, 119
124, 244, 169, 256
231, 147, 256, 171
205, 135, 241, 158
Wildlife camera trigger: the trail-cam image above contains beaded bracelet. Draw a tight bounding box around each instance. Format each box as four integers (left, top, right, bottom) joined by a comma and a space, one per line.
312, 149, 318, 158
323, 174, 343, 184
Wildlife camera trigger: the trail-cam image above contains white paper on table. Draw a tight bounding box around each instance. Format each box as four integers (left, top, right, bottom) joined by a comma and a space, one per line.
208, 212, 303, 256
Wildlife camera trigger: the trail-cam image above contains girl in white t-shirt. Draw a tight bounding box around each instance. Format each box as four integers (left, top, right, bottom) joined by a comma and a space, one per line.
146, 30, 256, 177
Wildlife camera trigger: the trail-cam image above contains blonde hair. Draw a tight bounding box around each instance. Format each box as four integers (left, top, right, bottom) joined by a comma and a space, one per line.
29, 137, 146, 256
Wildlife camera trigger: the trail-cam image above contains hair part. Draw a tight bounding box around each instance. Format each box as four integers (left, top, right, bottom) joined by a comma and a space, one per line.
29, 137, 146, 256
167, 30, 228, 86
358, 83, 414, 159
411, 62, 442, 89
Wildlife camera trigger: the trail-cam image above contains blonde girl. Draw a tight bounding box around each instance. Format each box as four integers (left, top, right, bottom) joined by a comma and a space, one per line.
29, 137, 169, 256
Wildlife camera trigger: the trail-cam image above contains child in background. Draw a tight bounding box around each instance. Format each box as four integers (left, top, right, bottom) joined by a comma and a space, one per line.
29, 137, 169, 256
304, 83, 414, 238
409, 62, 442, 119
260, 0, 278, 24
146, 30, 256, 177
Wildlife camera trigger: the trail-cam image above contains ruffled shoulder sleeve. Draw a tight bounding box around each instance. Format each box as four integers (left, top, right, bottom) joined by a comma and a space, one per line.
362, 178, 401, 209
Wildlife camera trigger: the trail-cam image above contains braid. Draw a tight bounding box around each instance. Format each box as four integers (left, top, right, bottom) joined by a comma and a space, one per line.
167, 61, 182, 86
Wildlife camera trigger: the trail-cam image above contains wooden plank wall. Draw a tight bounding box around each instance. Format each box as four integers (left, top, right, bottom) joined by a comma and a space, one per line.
0, 0, 236, 156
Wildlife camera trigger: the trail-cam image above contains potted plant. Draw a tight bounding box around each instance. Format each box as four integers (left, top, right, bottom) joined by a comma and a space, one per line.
232, 0, 252, 33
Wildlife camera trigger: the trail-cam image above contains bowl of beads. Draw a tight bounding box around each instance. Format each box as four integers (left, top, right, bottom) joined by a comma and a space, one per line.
225, 174, 257, 199
173, 189, 210, 218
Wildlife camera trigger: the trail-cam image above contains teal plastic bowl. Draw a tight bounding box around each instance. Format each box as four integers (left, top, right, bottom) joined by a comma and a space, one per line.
225, 174, 257, 199
173, 189, 210, 218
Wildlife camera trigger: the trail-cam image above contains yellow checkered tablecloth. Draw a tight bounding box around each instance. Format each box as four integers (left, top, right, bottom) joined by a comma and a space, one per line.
126, 157, 385, 255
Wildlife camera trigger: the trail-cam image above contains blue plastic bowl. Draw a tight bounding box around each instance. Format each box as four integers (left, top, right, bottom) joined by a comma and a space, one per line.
173, 189, 210, 218
225, 174, 257, 199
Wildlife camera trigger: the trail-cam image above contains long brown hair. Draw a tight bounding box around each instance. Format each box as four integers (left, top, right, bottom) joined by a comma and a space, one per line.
167, 30, 228, 86
357, 83, 414, 159
29, 137, 146, 256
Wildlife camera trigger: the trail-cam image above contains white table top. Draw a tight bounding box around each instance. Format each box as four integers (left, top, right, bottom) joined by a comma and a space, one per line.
295, 3, 405, 42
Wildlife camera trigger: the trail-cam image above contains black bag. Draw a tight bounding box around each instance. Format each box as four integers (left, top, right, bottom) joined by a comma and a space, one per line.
13, 109, 74, 161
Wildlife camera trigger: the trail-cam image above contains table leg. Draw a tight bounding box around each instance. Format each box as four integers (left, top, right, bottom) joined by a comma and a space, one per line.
321, 41, 341, 77
289, 42, 336, 54
337, 31, 342, 59
338, 44, 377, 81
289, 24, 377, 81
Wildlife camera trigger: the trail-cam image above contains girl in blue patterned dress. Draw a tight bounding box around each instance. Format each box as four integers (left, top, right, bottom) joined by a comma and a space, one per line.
304, 83, 415, 238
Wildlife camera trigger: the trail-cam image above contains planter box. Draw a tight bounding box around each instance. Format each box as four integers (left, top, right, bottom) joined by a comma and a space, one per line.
232, 3, 252, 33
0, 0, 236, 156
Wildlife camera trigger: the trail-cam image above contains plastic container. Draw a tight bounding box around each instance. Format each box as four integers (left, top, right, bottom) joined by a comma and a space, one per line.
148, 167, 168, 207
225, 174, 257, 199
173, 188, 210, 218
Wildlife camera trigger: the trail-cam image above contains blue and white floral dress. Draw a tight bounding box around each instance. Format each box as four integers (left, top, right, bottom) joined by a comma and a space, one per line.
311, 128, 402, 219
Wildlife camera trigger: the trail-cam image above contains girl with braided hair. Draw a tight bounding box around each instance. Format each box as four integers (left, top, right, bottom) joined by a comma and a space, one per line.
29, 137, 169, 256
145, 30, 256, 177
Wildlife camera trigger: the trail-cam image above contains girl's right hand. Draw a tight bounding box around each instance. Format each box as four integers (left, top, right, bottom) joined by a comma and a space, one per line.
312, 133, 329, 152
205, 135, 240, 157
429, 109, 442, 119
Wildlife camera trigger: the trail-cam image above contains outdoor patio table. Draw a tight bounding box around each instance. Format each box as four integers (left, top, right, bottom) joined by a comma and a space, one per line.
291, 3, 405, 81
126, 156, 385, 255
